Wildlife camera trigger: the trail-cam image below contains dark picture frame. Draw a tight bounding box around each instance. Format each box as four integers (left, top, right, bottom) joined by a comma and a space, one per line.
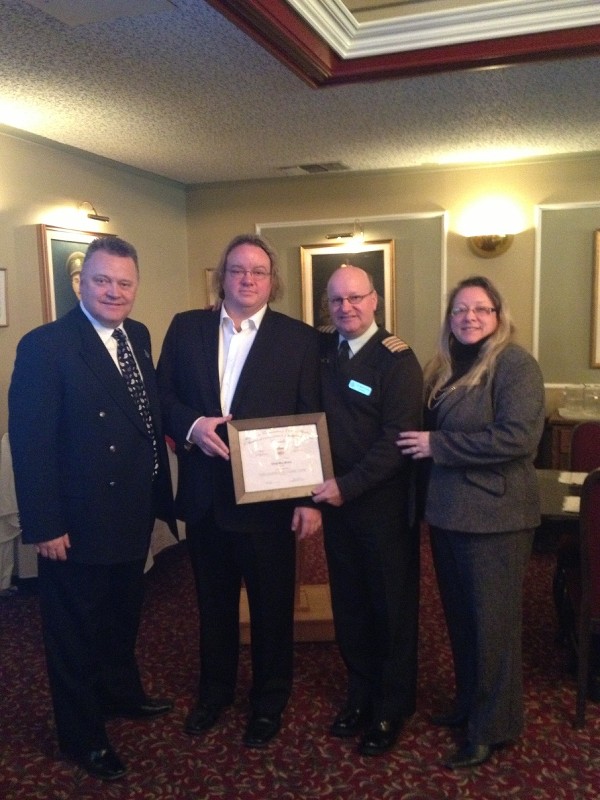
300, 240, 395, 332
227, 413, 333, 505
37, 225, 115, 322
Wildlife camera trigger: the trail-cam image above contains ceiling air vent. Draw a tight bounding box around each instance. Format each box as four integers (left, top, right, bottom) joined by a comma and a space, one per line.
277, 162, 351, 176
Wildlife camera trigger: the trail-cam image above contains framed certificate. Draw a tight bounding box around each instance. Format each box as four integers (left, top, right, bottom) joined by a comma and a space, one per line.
227, 413, 333, 504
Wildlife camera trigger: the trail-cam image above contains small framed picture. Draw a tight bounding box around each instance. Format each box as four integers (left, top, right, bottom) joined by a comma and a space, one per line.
205, 268, 217, 306
0, 269, 7, 327
591, 230, 600, 368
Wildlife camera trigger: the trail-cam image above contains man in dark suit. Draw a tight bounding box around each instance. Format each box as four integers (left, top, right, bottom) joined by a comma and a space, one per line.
312, 265, 423, 756
8, 236, 175, 781
157, 233, 322, 748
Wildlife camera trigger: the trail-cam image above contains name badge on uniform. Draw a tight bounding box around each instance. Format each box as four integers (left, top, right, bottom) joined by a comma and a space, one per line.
348, 379, 372, 396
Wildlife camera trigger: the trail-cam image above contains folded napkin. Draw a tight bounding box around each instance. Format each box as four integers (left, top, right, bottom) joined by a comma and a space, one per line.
558, 472, 587, 486
562, 496, 581, 514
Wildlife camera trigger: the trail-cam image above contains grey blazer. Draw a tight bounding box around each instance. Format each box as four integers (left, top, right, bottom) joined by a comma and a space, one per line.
425, 343, 545, 534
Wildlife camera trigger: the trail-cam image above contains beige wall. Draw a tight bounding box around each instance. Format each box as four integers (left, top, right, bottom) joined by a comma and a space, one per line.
187, 154, 600, 411
187, 155, 600, 331
3, 132, 600, 434
0, 132, 189, 433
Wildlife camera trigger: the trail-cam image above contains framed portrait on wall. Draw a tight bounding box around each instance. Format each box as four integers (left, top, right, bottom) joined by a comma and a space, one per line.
300, 240, 395, 332
37, 225, 115, 322
592, 229, 600, 368
0, 268, 7, 327
205, 268, 217, 306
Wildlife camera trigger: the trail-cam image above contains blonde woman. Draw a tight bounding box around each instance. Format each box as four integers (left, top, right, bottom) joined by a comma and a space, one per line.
397, 276, 545, 769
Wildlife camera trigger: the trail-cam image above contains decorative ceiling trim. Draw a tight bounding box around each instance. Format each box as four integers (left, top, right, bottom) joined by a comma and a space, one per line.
205, 0, 600, 87
285, 0, 600, 59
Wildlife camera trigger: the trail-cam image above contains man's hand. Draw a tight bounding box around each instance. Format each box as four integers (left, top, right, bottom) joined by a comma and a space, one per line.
311, 478, 344, 507
37, 534, 71, 561
189, 415, 232, 459
291, 506, 322, 540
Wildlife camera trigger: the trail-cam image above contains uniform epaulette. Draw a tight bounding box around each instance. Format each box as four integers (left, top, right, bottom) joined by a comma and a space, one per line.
381, 335, 410, 353
317, 325, 337, 334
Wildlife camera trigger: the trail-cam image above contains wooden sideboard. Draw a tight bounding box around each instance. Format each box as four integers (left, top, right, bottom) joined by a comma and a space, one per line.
540, 412, 587, 469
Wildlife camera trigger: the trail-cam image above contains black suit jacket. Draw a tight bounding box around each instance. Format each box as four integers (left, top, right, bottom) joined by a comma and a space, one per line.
8, 306, 175, 564
157, 306, 321, 532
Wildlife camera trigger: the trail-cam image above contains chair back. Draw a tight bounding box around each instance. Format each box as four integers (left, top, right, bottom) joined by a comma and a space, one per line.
580, 467, 600, 622
574, 467, 600, 726
570, 421, 600, 472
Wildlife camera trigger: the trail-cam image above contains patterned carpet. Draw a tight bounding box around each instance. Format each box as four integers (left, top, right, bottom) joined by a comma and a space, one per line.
0, 530, 598, 800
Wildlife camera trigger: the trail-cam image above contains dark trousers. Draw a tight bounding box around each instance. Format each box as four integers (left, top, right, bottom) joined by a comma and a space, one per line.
38, 557, 147, 756
323, 494, 420, 721
186, 513, 296, 715
430, 526, 534, 746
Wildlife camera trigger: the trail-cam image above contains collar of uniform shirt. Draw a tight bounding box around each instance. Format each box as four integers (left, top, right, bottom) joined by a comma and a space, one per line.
338, 319, 378, 357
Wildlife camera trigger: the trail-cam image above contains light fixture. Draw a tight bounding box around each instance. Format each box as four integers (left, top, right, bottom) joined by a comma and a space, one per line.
79, 200, 110, 223
326, 219, 364, 244
467, 234, 514, 258
457, 196, 525, 259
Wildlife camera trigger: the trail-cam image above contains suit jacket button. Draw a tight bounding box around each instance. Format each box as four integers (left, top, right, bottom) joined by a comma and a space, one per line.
108, 481, 116, 487
99, 411, 106, 418
109, 445, 116, 453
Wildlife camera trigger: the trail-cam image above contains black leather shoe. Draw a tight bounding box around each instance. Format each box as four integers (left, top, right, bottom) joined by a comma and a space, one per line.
443, 742, 493, 769
359, 719, 402, 756
331, 705, 369, 738
105, 697, 173, 719
77, 748, 127, 781
184, 702, 223, 735
430, 710, 468, 728
243, 713, 281, 748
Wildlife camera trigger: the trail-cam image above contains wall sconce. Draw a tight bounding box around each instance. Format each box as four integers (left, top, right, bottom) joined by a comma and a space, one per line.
326, 219, 365, 245
457, 196, 525, 259
467, 234, 514, 258
79, 200, 110, 223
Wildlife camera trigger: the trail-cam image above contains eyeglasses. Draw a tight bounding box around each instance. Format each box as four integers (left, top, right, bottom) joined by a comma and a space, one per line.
225, 267, 271, 280
328, 291, 373, 309
450, 305, 497, 318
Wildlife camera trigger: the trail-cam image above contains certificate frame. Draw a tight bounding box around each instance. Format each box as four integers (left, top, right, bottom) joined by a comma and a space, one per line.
227, 412, 333, 504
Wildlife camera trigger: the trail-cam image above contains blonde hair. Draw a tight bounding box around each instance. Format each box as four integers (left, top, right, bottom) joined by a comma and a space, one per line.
425, 276, 515, 407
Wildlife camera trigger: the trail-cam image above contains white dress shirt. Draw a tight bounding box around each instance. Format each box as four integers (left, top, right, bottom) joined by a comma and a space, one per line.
219, 303, 267, 415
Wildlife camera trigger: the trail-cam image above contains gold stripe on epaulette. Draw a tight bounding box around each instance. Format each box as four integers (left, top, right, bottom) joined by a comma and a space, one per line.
381, 335, 409, 353
317, 325, 337, 334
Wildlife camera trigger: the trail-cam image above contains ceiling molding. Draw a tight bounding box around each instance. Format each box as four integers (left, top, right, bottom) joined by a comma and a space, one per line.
285, 0, 600, 58
205, 0, 600, 86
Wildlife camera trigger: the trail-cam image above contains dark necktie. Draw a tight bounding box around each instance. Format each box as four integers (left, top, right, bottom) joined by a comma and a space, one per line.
112, 328, 159, 476
337, 339, 351, 365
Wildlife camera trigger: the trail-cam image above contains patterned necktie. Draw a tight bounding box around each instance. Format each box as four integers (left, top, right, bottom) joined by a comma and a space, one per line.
112, 328, 159, 477
337, 339, 351, 364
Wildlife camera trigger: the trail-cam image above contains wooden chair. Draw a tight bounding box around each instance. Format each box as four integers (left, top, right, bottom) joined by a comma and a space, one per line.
554, 422, 600, 643
569, 420, 600, 472
571, 468, 600, 727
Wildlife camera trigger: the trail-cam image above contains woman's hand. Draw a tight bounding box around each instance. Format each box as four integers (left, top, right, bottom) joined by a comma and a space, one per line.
396, 430, 431, 460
